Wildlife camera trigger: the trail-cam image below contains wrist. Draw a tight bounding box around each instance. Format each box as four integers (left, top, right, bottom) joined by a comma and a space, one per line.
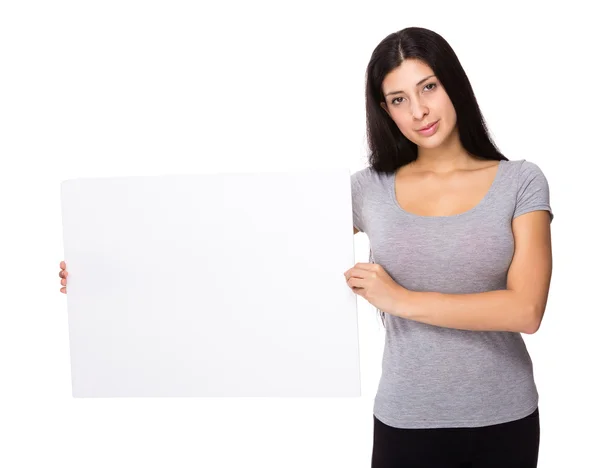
393, 285, 411, 318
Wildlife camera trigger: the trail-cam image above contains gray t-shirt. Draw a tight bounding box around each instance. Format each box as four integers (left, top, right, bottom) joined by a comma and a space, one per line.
351, 158, 553, 429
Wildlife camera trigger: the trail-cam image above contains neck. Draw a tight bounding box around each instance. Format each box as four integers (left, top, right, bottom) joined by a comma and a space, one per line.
414, 127, 477, 173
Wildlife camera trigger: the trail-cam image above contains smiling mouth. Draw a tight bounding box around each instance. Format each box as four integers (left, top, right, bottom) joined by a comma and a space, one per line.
417, 121, 438, 131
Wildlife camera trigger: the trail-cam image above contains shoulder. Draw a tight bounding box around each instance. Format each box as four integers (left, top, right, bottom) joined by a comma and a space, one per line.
499, 159, 550, 190
351, 166, 376, 181
505, 158, 548, 179
351, 166, 390, 185
351, 166, 376, 192
507, 158, 553, 222
350, 166, 390, 219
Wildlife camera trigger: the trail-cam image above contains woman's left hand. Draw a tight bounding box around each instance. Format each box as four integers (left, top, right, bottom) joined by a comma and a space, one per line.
344, 263, 405, 315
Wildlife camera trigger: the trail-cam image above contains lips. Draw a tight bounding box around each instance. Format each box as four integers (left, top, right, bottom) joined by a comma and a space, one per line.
418, 120, 438, 131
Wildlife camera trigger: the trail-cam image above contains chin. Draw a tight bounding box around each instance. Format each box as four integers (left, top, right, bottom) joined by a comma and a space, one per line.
414, 135, 441, 147
416, 128, 446, 146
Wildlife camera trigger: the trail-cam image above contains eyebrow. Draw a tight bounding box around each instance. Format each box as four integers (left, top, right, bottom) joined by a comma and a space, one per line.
384, 74, 436, 97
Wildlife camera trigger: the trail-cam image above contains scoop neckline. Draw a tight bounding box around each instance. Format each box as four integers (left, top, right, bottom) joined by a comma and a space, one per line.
389, 159, 505, 220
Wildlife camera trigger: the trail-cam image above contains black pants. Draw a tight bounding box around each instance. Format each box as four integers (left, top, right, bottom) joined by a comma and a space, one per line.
372, 407, 540, 468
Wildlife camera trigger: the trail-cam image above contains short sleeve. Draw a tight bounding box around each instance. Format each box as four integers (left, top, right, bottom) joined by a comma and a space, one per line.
351, 168, 369, 232
513, 160, 553, 223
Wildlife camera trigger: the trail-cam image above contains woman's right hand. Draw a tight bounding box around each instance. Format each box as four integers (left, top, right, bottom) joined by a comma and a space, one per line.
59, 261, 68, 294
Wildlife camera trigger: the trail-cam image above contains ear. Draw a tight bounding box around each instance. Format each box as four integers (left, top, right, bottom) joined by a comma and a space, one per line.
380, 101, 390, 117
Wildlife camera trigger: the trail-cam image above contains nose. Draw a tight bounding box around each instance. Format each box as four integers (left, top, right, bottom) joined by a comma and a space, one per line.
411, 100, 429, 120
411, 98, 429, 120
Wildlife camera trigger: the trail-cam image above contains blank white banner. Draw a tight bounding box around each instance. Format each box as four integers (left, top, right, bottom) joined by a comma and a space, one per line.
60, 169, 360, 398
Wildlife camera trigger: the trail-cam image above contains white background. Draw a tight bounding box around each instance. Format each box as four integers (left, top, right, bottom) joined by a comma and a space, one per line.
1, 1, 597, 466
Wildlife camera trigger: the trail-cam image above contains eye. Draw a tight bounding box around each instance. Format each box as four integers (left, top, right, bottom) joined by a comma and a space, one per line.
390, 83, 437, 105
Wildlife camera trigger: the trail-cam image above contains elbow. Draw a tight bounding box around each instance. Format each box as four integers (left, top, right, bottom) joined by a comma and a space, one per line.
524, 303, 544, 335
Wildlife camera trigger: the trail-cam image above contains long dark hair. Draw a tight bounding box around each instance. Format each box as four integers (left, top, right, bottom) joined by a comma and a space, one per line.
364, 26, 508, 326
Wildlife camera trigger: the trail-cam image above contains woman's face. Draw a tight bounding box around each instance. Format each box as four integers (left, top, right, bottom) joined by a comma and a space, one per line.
380, 59, 457, 148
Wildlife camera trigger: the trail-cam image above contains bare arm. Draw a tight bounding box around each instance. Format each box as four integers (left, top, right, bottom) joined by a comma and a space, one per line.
389, 210, 552, 334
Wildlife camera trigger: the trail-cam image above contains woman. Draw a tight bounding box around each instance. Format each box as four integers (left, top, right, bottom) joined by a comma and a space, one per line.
343, 27, 551, 467
59, 26, 551, 468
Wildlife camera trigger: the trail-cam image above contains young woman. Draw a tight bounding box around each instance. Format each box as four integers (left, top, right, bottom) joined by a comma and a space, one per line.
59, 25, 551, 468
344, 26, 551, 467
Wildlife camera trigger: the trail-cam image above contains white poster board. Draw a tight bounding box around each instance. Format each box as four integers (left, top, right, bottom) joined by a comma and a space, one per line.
60, 169, 361, 397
